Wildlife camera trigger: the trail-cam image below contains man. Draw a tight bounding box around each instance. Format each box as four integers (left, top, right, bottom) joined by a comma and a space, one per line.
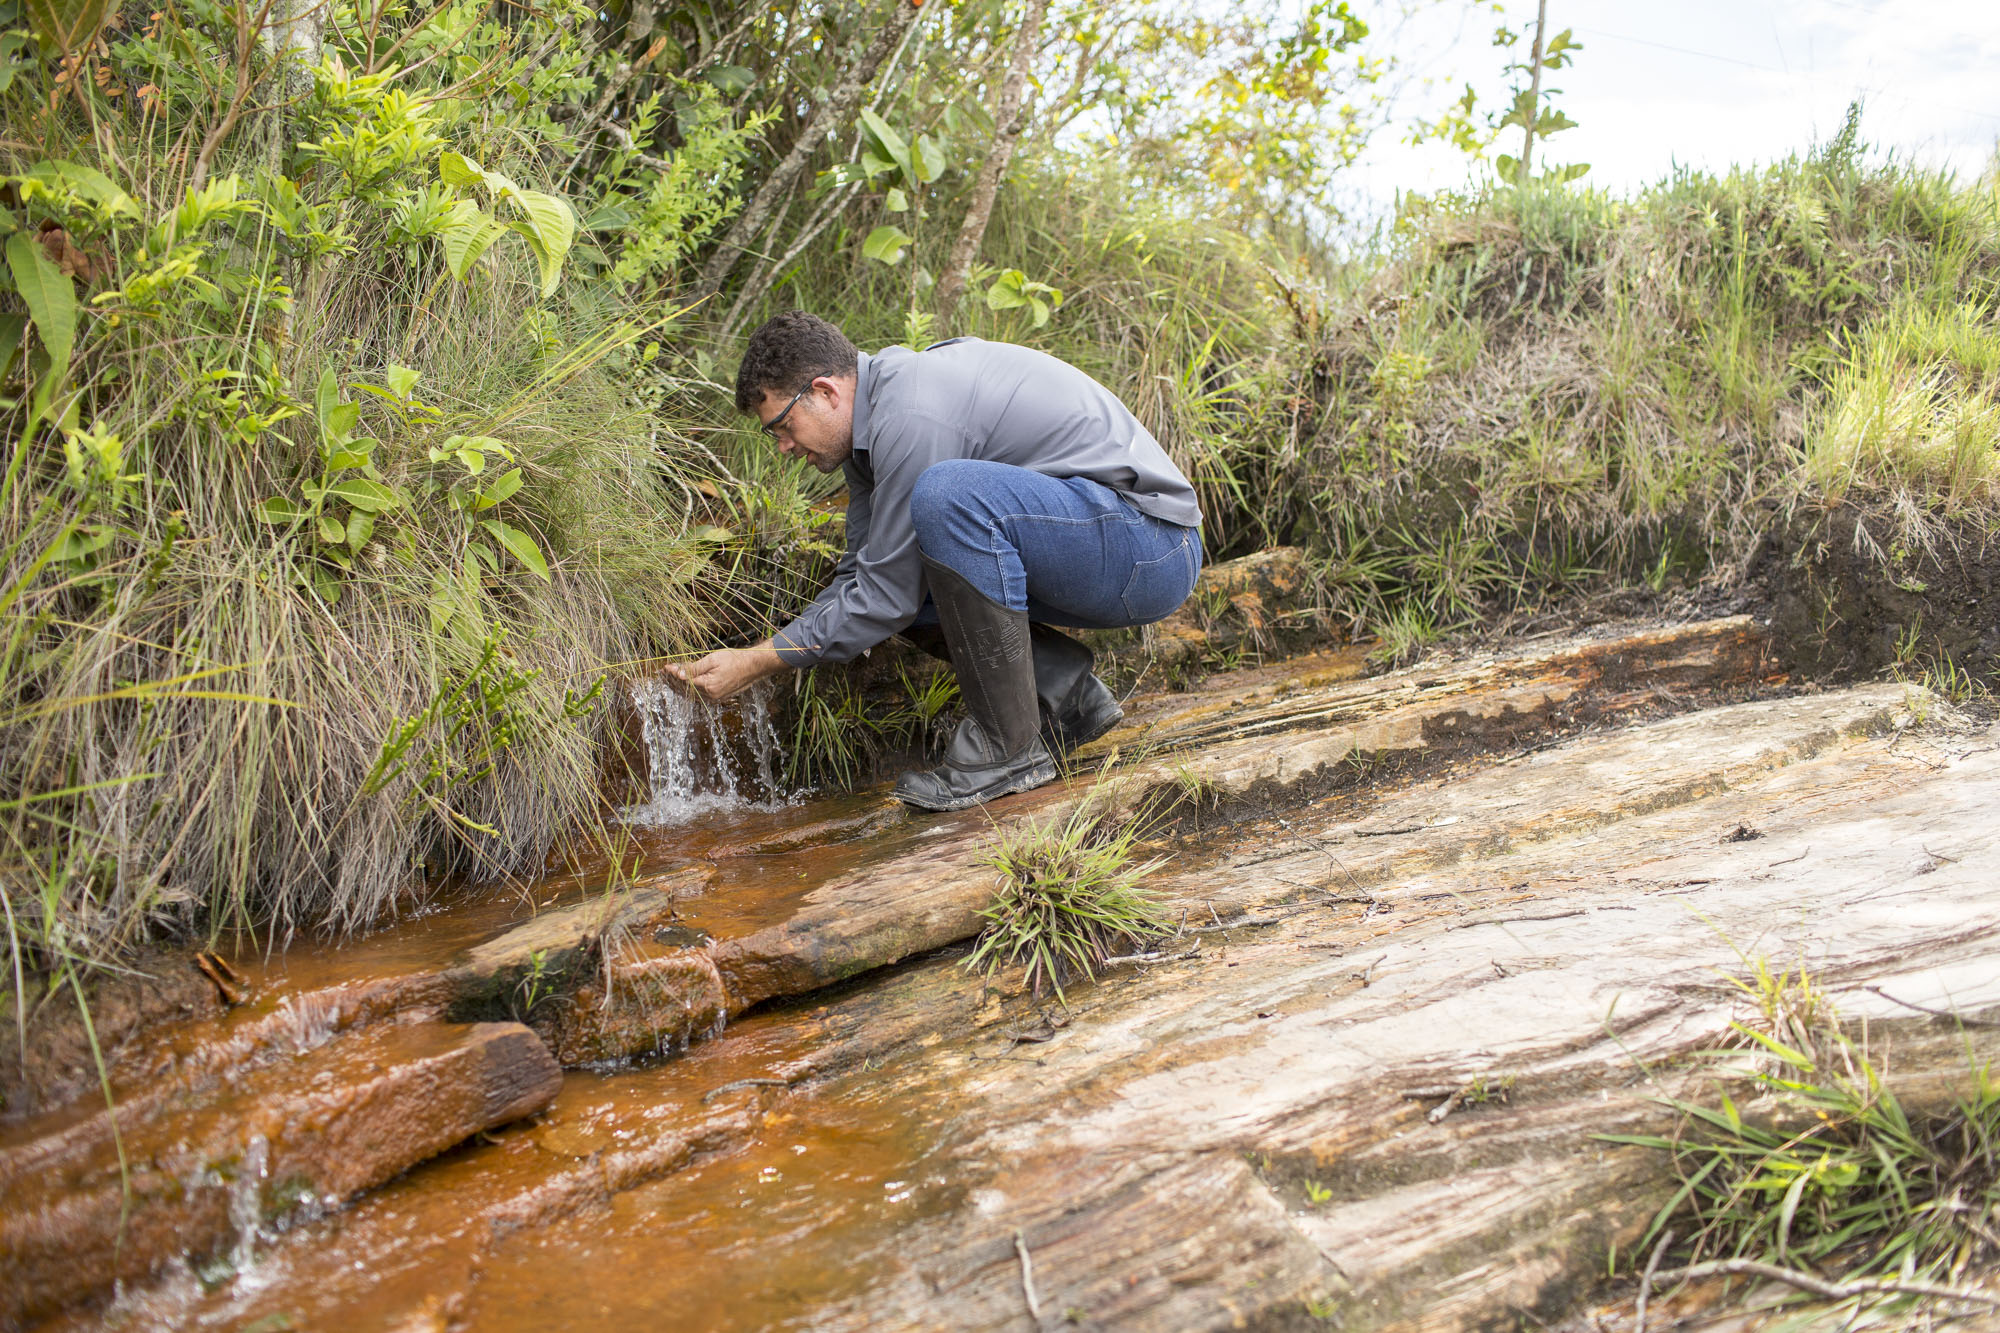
670, 312, 1202, 811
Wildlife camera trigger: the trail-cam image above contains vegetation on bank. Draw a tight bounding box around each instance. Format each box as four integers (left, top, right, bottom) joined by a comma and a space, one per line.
0, 0, 1996, 1013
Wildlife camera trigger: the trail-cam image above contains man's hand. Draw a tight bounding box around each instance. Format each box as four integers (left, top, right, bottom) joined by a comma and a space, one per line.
667, 642, 787, 702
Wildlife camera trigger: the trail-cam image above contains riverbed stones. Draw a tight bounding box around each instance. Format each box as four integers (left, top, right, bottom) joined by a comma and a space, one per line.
0, 1020, 560, 1326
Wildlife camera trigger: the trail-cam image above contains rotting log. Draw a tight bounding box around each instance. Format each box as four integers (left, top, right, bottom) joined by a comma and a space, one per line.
0, 1021, 560, 1327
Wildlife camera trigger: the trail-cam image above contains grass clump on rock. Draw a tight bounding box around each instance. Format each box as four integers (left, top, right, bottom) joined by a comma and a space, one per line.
967, 800, 1171, 1004
1606, 965, 2000, 1313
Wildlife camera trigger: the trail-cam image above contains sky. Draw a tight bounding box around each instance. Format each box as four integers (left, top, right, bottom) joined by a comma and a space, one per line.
1343, 0, 2000, 214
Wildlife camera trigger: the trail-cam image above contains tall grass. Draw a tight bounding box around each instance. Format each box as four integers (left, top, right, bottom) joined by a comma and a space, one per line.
0, 1, 737, 992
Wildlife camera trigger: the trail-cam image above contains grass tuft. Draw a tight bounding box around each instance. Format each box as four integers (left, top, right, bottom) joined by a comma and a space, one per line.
966, 796, 1171, 1004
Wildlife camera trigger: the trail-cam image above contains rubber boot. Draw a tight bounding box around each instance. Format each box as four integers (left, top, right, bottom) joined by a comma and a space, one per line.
904, 622, 1121, 757
1029, 624, 1124, 756
892, 560, 1058, 812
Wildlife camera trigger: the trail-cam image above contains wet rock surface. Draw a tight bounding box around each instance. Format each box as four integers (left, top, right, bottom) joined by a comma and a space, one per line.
0, 1021, 558, 1326
13, 615, 2000, 1331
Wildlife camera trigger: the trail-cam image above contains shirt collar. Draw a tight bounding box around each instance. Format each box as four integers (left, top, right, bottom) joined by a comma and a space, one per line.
850, 350, 874, 454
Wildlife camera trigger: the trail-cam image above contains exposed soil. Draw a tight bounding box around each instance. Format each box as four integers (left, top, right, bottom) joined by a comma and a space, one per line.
0, 945, 221, 1120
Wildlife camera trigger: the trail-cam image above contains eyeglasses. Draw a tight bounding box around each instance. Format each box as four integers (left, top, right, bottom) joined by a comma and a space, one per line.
759, 384, 812, 437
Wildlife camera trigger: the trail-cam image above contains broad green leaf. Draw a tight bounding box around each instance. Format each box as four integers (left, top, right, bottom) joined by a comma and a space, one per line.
26, 160, 139, 218
322, 401, 359, 441
438, 151, 485, 189
455, 446, 486, 474
506, 190, 576, 298
325, 448, 372, 471
986, 271, 1030, 312
8, 232, 75, 375
862, 225, 913, 266
315, 367, 339, 432
859, 150, 898, 182
317, 513, 345, 544
701, 64, 754, 96
885, 186, 909, 213
255, 497, 311, 523
438, 202, 508, 281
481, 518, 550, 581
858, 108, 916, 188
25, 0, 114, 56
324, 478, 400, 512
692, 524, 733, 543
385, 364, 420, 399
915, 133, 945, 184
473, 466, 522, 510
346, 509, 375, 549
50, 524, 115, 561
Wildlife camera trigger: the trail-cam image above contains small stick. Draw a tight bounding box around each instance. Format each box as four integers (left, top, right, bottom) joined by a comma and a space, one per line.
1014, 1228, 1043, 1321
1635, 1228, 1675, 1333
1862, 985, 2000, 1028
700, 1076, 795, 1103
1649, 1258, 2000, 1307
1425, 1086, 1465, 1125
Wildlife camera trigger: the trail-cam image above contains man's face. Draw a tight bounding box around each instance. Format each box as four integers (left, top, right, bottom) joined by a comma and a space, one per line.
755, 377, 855, 474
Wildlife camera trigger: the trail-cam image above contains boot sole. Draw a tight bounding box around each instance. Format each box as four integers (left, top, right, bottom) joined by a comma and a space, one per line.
892, 758, 1060, 813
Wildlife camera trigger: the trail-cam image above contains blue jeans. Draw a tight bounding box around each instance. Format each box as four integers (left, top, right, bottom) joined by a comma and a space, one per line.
908, 459, 1202, 629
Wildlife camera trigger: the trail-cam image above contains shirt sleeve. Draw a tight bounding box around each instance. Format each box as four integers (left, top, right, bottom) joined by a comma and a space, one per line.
770, 410, 968, 666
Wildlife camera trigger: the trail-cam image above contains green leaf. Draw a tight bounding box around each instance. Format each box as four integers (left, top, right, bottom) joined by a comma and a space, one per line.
884, 186, 909, 213
915, 133, 946, 184
505, 190, 576, 298
455, 446, 486, 475
314, 367, 339, 431
385, 364, 420, 399
862, 225, 913, 266
255, 497, 311, 524
323, 478, 400, 512
322, 401, 359, 442
346, 509, 375, 550
481, 518, 550, 581
858, 108, 917, 189
8, 232, 76, 375
24, 0, 114, 56
438, 202, 508, 282
317, 512, 346, 544
438, 151, 485, 189
0, 312, 25, 375
473, 466, 522, 510
26, 160, 139, 218
701, 64, 755, 96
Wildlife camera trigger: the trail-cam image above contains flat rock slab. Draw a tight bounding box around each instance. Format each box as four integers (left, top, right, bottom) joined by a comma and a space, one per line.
0, 1020, 559, 1326
703, 618, 1778, 1013
69, 683, 1999, 1332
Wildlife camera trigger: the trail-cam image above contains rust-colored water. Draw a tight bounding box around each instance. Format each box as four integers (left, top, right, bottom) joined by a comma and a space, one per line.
42, 785, 982, 1331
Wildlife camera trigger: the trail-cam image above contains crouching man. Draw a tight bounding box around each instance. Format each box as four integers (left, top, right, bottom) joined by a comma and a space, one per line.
670, 311, 1203, 811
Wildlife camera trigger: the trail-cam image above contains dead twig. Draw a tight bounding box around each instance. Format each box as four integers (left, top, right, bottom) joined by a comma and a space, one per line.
700, 1076, 797, 1103
1863, 985, 2000, 1028
1014, 1228, 1043, 1322
1650, 1258, 2000, 1307
1635, 1228, 1675, 1333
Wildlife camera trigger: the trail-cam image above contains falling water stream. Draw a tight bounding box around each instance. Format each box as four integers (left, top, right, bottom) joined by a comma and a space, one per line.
622, 678, 792, 824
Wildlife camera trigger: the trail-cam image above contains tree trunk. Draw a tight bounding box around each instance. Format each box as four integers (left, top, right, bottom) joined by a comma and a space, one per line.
933, 0, 1051, 324
1518, 0, 1547, 183
696, 0, 926, 298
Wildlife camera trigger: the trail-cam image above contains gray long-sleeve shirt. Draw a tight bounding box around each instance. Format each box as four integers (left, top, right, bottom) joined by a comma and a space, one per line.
771, 338, 1201, 667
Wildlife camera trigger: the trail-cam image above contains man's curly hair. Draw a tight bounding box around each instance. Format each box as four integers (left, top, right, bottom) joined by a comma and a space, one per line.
734, 311, 860, 413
